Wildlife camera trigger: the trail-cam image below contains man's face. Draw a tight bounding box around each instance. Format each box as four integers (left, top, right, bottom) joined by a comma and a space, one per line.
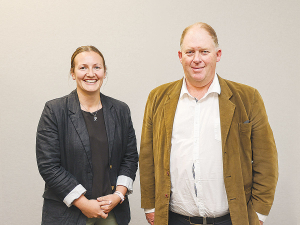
178, 27, 222, 88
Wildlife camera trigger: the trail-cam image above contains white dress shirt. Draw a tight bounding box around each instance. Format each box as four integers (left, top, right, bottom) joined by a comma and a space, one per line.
169, 74, 229, 218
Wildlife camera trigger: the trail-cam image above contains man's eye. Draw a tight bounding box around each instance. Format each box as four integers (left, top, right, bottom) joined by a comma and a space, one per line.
186, 51, 194, 55
202, 51, 209, 54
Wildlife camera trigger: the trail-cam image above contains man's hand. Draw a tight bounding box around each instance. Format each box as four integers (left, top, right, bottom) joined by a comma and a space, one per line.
97, 194, 121, 214
73, 195, 110, 219
259, 221, 264, 225
145, 212, 155, 225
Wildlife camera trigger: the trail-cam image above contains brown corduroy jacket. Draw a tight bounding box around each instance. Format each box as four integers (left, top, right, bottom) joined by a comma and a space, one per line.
139, 76, 278, 225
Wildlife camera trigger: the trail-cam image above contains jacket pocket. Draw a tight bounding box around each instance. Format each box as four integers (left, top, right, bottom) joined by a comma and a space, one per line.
42, 198, 69, 220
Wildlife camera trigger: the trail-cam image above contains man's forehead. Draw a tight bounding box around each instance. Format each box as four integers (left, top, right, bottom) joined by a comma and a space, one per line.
181, 28, 214, 49
185, 27, 211, 40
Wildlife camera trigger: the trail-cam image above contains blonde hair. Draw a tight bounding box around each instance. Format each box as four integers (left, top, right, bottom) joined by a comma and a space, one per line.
70, 46, 106, 73
180, 22, 219, 48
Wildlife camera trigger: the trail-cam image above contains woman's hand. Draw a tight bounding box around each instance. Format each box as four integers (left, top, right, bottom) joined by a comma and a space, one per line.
97, 185, 128, 214
97, 194, 121, 214
73, 195, 111, 219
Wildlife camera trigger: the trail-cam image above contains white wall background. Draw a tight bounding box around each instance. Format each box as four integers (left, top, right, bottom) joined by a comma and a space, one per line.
0, 0, 299, 224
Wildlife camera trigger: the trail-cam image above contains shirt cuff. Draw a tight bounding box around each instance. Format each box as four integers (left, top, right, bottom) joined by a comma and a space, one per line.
144, 208, 155, 214
116, 175, 134, 195
256, 212, 267, 223
63, 184, 86, 207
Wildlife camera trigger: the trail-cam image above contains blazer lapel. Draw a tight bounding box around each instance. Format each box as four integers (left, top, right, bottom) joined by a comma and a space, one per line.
163, 79, 183, 149
218, 76, 236, 151
163, 77, 235, 152
68, 90, 93, 170
101, 93, 115, 161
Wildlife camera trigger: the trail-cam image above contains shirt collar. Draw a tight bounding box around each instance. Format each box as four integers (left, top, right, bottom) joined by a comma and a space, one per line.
180, 73, 221, 99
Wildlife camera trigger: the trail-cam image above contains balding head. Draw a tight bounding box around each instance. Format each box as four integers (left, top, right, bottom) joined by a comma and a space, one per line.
180, 22, 219, 49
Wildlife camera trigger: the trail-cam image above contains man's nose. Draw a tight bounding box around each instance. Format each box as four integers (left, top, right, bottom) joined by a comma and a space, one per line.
193, 52, 201, 63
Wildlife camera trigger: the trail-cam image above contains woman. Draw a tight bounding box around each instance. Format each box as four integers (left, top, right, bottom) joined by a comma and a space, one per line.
36, 46, 138, 225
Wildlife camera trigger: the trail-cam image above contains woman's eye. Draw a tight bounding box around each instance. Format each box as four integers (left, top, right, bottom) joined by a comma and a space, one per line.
95, 66, 100, 69
80, 66, 86, 70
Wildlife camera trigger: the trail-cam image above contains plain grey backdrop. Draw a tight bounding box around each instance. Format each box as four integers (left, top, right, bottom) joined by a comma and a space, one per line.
0, 0, 299, 224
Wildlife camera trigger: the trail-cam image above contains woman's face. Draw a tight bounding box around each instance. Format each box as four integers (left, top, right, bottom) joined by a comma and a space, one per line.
71, 51, 106, 95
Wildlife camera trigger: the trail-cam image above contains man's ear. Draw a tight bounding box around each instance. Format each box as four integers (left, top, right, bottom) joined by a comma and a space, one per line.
216, 48, 222, 62
178, 51, 183, 63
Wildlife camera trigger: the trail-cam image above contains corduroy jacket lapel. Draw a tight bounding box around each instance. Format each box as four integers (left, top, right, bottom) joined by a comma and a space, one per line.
218, 76, 236, 152
163, 79, 183, 152
163, 76, 236, 154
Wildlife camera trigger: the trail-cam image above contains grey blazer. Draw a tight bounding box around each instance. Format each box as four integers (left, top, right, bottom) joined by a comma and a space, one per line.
36, 90, 138, 225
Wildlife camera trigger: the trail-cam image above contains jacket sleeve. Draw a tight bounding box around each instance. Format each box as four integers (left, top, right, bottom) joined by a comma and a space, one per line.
139, 93, 156, 209
250, 90, 278, 215
117, 105, 139, 184
36, 102, 80, 201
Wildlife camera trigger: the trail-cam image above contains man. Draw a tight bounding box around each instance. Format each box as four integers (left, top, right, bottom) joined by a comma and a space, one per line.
139, 22, 278, 225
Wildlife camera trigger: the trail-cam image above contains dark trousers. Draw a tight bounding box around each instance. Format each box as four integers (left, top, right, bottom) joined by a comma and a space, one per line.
168, 211, 232, 225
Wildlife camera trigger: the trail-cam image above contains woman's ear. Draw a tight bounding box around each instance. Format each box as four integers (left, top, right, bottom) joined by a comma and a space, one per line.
71, 71, 76, 80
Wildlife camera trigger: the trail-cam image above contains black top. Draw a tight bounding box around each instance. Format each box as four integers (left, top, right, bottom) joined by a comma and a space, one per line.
82, 108, 111, 199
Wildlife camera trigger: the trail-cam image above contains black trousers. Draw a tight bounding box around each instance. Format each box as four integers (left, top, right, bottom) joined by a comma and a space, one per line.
168, 211, 232, 225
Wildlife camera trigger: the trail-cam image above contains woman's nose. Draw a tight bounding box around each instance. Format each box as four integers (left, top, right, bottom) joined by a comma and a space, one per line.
86, 69, 94, 76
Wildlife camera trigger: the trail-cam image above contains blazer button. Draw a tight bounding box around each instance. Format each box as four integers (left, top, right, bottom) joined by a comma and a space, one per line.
166, 171, 170, 176
165, 194, 168, 198
110, 165, 112, 169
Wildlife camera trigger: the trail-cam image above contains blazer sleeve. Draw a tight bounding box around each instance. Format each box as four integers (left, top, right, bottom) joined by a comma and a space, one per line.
117, 105, 139, 183
139, 93, 156, 209
36, 102, 80, 201
250, 90, 278, 215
